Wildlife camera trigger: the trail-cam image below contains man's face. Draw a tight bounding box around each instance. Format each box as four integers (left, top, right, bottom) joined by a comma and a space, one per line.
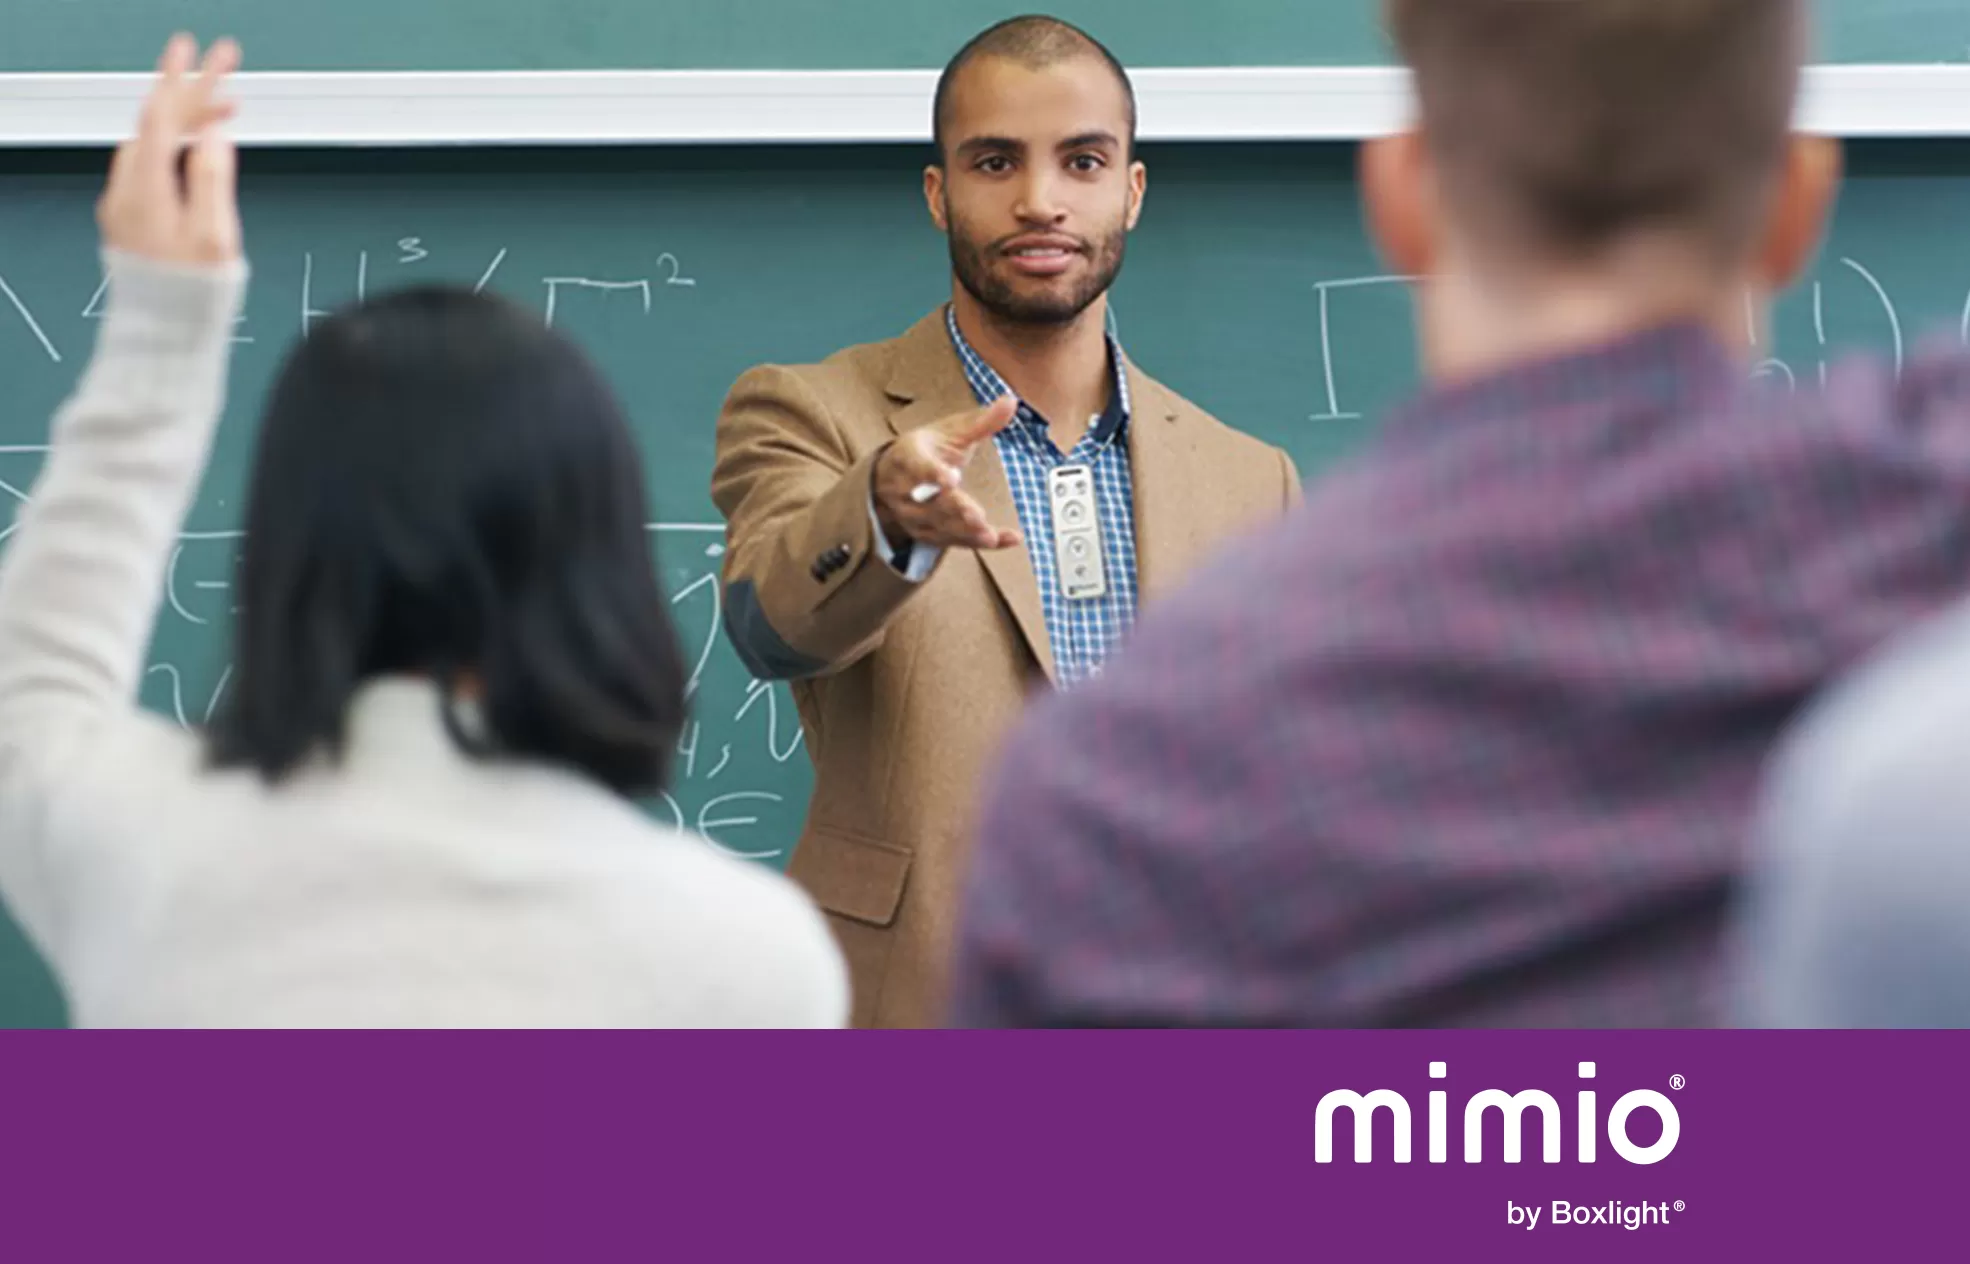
927, 55, 1145, 327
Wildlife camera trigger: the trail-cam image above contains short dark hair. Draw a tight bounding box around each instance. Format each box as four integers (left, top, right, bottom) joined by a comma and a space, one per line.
1385, 0, 1804, 260
205, 286, 688, 797
932, 15, 1137, 162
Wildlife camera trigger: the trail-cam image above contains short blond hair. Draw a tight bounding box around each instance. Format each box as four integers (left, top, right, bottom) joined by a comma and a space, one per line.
1386, 0, 1805, 259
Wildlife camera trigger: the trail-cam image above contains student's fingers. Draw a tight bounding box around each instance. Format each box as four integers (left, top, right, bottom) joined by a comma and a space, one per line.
184, 129, 241, 262
192, 39, 242, 99
97, 141, 138, 232
132, 35, 200, 201
183, 39, 242, 139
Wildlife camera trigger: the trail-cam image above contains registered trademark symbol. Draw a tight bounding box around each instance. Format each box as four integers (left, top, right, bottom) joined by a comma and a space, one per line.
1674, 1201, 1686, 1213
1670, 1075, 1686, 1090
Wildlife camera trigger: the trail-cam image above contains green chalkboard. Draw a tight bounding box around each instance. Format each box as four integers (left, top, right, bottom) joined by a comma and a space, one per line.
2, 0, 1957, 72
2, 137, 1967, 1025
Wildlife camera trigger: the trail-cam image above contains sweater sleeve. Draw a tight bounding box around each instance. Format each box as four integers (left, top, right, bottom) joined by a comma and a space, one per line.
0, 248, 246, 950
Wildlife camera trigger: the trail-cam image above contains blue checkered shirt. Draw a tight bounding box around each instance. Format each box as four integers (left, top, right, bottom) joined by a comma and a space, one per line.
945, 307, 1138, 687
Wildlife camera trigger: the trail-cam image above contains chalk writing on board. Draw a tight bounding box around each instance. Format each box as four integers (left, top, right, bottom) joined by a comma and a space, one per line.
146, 662, 233, 728
669, 569, 723, 698
543, 277, 653, 327
1747, 258, 1908, 394
650, 790, 785, 862
299, 250, 373, 335
1310, 274, 1415, 422
0, 273, 63, 364
10, 245, 705, 361
735, 678, 805, 765
301, 253, 330, 336
0, 448, 36, 546
1842, 258, 1904, 375
1751, 284, 1814, 389
475, 248, 508, 294
83, 275, 252, 344
656, 253, 697, 288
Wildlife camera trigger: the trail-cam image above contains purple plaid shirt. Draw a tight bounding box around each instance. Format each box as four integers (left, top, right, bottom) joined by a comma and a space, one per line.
949, 322, 1970, 1028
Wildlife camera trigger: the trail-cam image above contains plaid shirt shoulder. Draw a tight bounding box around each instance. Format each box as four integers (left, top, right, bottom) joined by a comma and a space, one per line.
950, 324, 1970, 1029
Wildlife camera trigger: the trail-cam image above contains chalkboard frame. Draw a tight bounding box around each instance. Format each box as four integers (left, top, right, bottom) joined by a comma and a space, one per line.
0, 65, 1968, 147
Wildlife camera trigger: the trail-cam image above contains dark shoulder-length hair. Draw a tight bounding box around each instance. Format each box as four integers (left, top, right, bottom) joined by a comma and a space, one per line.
205, 285, 686, 796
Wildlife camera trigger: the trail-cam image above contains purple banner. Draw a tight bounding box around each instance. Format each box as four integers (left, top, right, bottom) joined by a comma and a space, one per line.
0, 1032, 1958, 1259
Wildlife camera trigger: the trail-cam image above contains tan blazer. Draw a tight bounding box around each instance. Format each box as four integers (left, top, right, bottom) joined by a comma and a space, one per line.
711, 309, 1299, 1027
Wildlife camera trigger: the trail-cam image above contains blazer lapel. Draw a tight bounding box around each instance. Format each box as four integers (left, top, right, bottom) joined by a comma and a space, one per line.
884, 312, 1057, 682
1122, 357, 1208, 603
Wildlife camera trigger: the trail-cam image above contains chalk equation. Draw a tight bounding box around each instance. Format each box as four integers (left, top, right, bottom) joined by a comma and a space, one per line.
2, 243, 703, 364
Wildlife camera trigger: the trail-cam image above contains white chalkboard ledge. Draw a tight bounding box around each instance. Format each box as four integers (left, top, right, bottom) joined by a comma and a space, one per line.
0, 65, 1966, 147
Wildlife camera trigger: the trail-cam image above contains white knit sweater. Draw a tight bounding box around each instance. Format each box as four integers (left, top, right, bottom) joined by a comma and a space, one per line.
0, 251, 848, 1027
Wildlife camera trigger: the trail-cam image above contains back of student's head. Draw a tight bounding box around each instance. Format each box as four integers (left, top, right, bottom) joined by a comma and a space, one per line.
205, 286, 687, 797
1380, 0, 1812, 268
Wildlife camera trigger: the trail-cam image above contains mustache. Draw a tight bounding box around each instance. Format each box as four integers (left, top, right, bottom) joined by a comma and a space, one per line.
990, 234, 1090, 255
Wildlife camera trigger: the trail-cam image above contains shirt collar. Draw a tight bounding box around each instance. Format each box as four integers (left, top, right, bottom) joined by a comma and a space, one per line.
944, 304, 1132, 443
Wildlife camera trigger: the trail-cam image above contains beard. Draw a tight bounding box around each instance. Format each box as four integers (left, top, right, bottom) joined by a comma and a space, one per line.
945, 205, 1128, 327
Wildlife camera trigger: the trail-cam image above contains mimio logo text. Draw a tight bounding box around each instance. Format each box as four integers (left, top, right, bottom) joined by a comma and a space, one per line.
1315, 1062, 1680, 1165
